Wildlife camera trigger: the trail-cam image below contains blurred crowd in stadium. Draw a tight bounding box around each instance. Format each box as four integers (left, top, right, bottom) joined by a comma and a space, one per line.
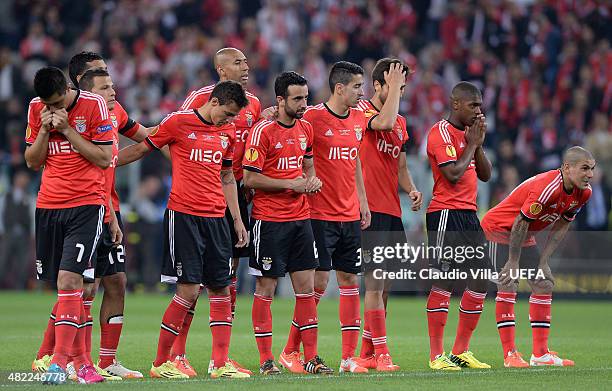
0, 0, 610, 289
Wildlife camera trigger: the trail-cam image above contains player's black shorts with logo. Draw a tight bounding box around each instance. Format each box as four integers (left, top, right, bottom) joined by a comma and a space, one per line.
89, 212, 128, 282
425, 209, 491, 274
112, 211, 127, 273
161, 209, 232, 288
35, 205, 105, 282
362, 212, 406, 273
224, 180, 250, 259
488, 241, 540, 281
249, 218, 319, 278
312, 219, 361, 274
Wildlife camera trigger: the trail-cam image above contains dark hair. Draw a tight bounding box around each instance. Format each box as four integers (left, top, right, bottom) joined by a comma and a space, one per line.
33, 66, 67, 99
328, 61, 364, 92
371, 58, 409, 87
68, 51, 104, 88
79, 69, 110, 92
451, 81, 482, 100
274, 71, 308, 99
210, 80, 248, 108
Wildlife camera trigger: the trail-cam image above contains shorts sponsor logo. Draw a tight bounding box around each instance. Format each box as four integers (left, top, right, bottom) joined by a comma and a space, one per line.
446, 145, 457, 158
36, 259, 43, 274
262, 256, 272, 271
245, 148, 259, 162
176, 262, 183, 276
530, 202, 543, 215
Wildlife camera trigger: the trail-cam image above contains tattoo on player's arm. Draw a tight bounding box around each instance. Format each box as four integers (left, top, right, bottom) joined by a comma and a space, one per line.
221, 170, 236, 185
508, 215, 530, 262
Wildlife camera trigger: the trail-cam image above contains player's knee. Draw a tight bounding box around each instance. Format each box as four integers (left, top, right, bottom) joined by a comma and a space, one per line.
82, 283, 96, 299
255, 277, 277, 297
336, 271, 358, 287
530, 279, 554, 294
102, 274, 126, 300
496, 282, 518, 293
56, 271, 83, 291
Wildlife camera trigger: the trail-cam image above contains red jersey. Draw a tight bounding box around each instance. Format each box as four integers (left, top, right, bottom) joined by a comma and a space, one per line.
426, 119, 477, 213
243, 119, 314, 222
481, 170, 592, 246
181, 84, 261, 181
146, 109, 235, 217
109, 101, 141, 214
305, 103, 370, 221
26, 90, 114, 209
357, 99, 409, 218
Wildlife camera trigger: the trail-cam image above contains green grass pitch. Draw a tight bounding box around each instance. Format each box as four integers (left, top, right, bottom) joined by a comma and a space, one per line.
1, 292, 611, 390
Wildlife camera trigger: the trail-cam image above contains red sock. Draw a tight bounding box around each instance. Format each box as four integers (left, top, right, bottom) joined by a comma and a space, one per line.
230, 277, 237, 319
426, 287, 451, 361
366, 309, 389, 355
71, 302, 90, 369
99, 315, 123, 368
37, 301, 58, 359
339, 285, 361, 360
359, 320, 374, 358
209, 295, 233, 368
153, 294, 193, 367
295, 293, 318, 362
284, 288, 324, 354
83, 296, 94, 364
171, 286, 202, 357
495, 292, 517, 357
452, 289, 486, 355
50, 290, 82, 368
529, 294, 552, 357
252, 294, 273, 364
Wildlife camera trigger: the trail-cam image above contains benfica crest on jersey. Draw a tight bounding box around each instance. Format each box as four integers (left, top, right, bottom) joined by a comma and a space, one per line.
396, 125, 403, 141
74, 118, 87, 134
298, 135, 307, 150
219, 135, 229, 149
245, 111, 253, 127
355, 125, 363, 141
110, 114, 118, 128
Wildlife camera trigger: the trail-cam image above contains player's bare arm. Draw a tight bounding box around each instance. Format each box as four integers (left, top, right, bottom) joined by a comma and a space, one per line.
243, 169, 310, 193
108, 197, 122, 246
52, 108, 112, 168
302, 158, 322, 193
356, 156, 371, 230
437, 115, 484, 184
24, 107, 53, 170
536, 218, 571, 283
221, 168, 248, 248
499, 214, 531, 286
398, 153, 422, 211
473, 117, 492, 182
369, 63, 406, 131
117, 141, 151, 166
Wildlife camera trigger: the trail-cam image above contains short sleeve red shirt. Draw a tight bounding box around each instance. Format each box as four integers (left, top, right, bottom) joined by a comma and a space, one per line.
357, 99, 409, 218
146, 109, 235, 217
181, 85, 261, 181
481, 170, 592, 246
243, 119, 314, 222
26, 90, 114, 209
304, 103, 368, 221
426, 119, 478, 213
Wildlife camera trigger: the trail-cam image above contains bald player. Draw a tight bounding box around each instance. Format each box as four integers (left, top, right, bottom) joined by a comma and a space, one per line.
482, 146, 594, 368
175, 47, 260, 377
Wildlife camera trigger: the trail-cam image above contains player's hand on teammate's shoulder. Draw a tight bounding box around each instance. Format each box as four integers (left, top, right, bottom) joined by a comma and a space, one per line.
261, 106, 278, 121
383, 62, 407, 88
409, 189, 423, 211
51, 108, 70, 133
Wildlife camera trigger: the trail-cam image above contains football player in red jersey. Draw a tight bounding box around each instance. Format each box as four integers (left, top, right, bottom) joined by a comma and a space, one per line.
482, 146, 594, 368
179, 48, 260, 376
117, 80, 250, 379
243, 71, 333, 375
26, 66, 113, 384
279, 61, 407, 374
353, 58, 422, 372
424, 81, 492, 370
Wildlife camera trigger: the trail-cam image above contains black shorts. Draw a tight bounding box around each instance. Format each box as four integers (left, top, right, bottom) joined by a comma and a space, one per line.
161, 209, 232, 288
89, 223, 117, 282
35, 205, 105, 282
112, 212, 127, 274
488, 241, 540, 281
249, 219, 319, 278
224, 181, 250, 259
312, 219, 361, 274
425, 209, 491, 274
362, 212, 406, 273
